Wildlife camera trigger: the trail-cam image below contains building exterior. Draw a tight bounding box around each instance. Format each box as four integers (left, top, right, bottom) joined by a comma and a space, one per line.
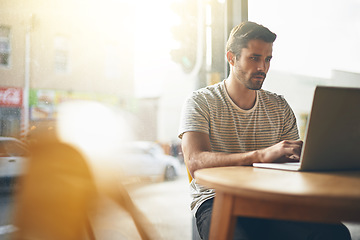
0, 0, 136, 138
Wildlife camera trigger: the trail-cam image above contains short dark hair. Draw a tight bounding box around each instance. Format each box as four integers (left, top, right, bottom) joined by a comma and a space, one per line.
226, 21, 277, 57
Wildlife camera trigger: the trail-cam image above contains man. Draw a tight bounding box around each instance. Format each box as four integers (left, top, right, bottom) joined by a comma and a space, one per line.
178, 21, 350, 240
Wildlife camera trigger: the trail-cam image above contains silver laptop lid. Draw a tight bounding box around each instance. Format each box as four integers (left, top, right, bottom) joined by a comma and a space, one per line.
299, 86, 360, 171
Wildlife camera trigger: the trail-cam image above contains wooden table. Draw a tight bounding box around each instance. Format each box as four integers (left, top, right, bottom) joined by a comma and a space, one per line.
194, 166, 360, 240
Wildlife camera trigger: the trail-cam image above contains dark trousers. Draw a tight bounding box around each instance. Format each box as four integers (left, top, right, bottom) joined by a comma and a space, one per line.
195, 198, 351, 240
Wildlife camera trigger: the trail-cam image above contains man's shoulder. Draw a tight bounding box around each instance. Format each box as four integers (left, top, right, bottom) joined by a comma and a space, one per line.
259, 89, 286, 102
196, 81, 223, 93
190, 81, 225, 100
258, 89, 289, 110
259, 89, 284, 98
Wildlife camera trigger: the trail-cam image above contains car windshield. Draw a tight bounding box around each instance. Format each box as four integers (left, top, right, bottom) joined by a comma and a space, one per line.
1, 140, 28, 157
0, 142, 7, 157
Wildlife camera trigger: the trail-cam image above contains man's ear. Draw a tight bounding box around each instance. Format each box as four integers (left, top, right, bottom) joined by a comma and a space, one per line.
226, 51, 235, 66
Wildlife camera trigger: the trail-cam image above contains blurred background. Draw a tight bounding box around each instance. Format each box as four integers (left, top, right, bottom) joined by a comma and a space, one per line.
0, 0, 360, 239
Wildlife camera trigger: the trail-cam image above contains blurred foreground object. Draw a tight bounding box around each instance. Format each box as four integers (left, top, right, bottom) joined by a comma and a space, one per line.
12, 137, 97, 239
12, 101, 160, 240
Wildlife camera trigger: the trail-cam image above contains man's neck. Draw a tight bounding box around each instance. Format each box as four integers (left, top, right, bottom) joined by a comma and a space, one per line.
225, 78, 257, 110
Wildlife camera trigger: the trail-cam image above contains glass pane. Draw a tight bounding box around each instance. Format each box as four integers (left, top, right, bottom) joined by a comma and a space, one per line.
1, 0, 193, 238
0, 26, 11, 66
249, 0, 360, 138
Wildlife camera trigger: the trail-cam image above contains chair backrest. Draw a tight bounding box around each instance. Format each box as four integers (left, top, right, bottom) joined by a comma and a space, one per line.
13, 139, 97, 240
13, 136, 160, 240
185, 162, 193, 183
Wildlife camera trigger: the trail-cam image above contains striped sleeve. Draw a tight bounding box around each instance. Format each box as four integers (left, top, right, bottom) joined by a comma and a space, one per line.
178, 92, 210, 139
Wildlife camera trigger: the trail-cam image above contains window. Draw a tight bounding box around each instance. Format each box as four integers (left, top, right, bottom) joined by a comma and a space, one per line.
0, 26, 11, 67
249, 0, 360, 78
248, 0, 360, 138
54, 36, 69, 73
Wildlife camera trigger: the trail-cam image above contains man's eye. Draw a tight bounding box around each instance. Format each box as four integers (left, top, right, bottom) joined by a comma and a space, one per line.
250, 57, 258, 61
265, 58, 272, 62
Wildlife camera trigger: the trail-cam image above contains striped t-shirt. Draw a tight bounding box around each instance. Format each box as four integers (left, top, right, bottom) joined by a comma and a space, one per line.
178, 80, 299, 214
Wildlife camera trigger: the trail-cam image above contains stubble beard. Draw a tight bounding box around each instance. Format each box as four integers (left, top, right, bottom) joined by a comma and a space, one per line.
248, 77, 264, 90
240, 71, 266, 91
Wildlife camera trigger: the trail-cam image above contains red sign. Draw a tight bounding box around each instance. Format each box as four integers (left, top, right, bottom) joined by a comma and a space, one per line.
0, 87, 23, 107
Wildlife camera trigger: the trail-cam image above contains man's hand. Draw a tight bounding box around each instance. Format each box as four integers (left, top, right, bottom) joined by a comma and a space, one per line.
257, 140, 303, 163
182, 131, 303, 177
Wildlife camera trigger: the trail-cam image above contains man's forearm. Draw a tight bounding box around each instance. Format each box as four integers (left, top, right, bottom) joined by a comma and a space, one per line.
186, 150, 259, 177
185, 140, 303, 177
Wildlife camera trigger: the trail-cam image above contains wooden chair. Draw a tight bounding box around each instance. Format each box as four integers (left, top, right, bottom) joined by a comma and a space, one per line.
12, 136, 159, 240
185, 164, 202, 240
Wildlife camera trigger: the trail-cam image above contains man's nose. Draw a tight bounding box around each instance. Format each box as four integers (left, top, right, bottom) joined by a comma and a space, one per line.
257, 60, 266, 72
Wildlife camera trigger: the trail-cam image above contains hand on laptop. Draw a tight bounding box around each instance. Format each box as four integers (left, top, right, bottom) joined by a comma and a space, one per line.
257, 140, 303, 163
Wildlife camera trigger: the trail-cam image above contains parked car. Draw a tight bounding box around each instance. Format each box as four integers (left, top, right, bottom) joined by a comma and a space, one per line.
0, 137, 29, 188
119, 141, 181, 182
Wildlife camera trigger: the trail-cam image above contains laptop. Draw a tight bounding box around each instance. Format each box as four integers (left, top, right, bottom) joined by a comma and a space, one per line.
253, 86, 360, 171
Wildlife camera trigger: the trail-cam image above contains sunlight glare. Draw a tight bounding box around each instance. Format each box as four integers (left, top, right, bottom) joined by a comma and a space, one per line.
56, 101, 134, 159
134, 0, 181, 56
133, 0, 184, 97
